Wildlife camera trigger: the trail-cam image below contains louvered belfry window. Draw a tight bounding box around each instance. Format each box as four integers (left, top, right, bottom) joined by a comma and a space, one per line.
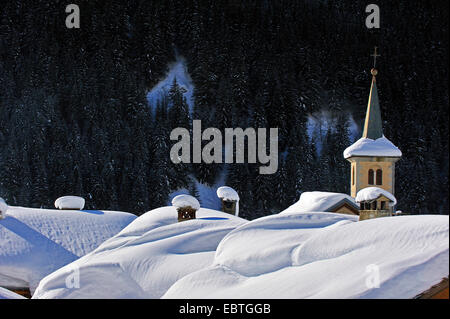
376, 169, 382, 185
368, 169, 374, 185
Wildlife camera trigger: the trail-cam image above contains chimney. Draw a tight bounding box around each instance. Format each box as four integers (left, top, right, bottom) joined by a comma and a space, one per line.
0, 197, 8, 220
54, 196, 85, 210
217, 186, 239, 216
171, 194, 200, 222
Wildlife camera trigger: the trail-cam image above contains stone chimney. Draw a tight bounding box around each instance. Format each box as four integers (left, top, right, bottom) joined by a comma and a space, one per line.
217, 186, 239, 216
0, 197, 8, 220
172, 194, 200, 222
54, 196, 85, 210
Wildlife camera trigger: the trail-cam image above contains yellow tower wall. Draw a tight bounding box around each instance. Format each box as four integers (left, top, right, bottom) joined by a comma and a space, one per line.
347, 156, 400, 198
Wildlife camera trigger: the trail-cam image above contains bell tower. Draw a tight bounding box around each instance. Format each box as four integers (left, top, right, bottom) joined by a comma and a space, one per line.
344, 47, 402, 198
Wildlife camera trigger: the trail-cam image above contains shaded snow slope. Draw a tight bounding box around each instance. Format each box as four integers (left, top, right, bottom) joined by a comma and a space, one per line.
0, 206, 136, 293
281, 192, 357, 214
163, 214, 448, 299
0, 286, 26, 299
33, 207, 247, 299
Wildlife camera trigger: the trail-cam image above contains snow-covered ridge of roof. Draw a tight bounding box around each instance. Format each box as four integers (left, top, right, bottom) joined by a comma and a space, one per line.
0, 206, 136, 294
211, 212, 357, 277
216, 186, 239, 201
343, 136, 402, 159
171, 194, 200, 210
280, 192, 357, 214
355, 187, 397, 206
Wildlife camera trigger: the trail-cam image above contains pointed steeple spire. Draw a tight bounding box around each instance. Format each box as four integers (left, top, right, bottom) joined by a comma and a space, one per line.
362, 47, 383, 140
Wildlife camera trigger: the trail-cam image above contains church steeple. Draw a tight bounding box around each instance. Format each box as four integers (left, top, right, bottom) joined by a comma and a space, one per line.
362, 47, 383, 140
344, 47, 402, 200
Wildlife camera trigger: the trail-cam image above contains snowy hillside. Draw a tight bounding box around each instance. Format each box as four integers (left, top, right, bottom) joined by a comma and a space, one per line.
168, 171, 227, 211
147, 55, 195, 113
0, 206, 136, 293
163, 213, 449, 299
307, 111, 359, 154
33, 207, 247, 299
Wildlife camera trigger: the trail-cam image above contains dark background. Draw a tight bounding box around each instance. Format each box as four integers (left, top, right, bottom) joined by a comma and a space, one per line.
0, 0, 448, 218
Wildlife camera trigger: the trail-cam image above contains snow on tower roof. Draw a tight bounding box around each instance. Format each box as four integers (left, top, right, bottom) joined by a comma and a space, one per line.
216, 186, 239, 201
343, 136, 402, 159
344, 56, 402, 159
171, 194, 200, 210
355, 187, 397, 206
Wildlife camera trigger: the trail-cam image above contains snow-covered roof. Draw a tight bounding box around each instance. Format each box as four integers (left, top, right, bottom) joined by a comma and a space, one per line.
216, 186, 239, 201
171, 194, 200, 210
280, 192, 358, 214
163, 213, 449, 299
343, 136, 402, 159
355, 187, 397, 206
54, 196, 85, 210
0, 206, 136, 294
30, 207, 450, 299
33, 207, 247, 299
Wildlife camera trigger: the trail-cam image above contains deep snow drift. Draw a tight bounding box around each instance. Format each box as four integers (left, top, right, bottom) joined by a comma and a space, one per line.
0, 206, 136, 293
163, 213, 449, 299
33, 207, 247, 299
6, 201, 448, 299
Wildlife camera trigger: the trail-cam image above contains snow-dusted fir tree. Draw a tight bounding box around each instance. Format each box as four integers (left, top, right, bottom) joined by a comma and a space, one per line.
151, 99, 171, 207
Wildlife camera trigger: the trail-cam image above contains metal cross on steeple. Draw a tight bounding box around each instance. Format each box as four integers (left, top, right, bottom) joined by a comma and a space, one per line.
371, 46, 381, 69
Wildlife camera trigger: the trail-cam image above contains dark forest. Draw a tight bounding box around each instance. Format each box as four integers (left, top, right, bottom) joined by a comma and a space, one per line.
0, 0, 448, 219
